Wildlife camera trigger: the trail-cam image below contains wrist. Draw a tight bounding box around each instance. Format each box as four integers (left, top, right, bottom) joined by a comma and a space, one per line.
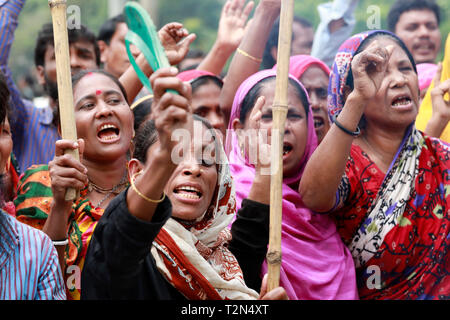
257, 1, 281, 16
426, 114, 447, 137
214, 39, 237, 55
346, 91, 368, 109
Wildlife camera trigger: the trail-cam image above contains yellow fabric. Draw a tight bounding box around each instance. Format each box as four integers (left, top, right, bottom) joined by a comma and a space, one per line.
416, 33, 450, 142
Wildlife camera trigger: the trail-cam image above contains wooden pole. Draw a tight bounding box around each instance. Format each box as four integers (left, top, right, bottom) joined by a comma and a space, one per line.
49, 0, 79, 201
266, 0, 294, 292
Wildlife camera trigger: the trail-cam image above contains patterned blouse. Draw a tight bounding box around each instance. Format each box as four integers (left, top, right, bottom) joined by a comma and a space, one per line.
14, 165, 115, 300
333, 132, 449, 299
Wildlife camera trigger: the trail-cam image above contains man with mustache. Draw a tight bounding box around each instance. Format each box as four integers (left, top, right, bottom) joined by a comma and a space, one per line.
388, 0, 442, 64
0, 0, 99, 172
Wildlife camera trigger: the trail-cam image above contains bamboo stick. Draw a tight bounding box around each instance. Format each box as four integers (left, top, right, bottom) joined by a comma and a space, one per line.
267, 0, 294, 292
49, 0, 79, 201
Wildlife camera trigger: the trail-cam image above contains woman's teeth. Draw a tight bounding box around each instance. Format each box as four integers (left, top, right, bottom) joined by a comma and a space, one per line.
175, 186, 202, 199
392, 97, 411, 107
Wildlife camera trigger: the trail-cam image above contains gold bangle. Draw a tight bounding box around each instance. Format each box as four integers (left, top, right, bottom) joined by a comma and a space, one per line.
236, 48, 262, 63
130, 172, 166, 203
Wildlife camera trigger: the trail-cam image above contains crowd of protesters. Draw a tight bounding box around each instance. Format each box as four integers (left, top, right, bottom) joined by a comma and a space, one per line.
0, 0, 448, 300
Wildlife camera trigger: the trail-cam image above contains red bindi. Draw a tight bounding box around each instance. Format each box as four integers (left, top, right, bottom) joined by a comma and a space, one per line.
95, 90, 102, 96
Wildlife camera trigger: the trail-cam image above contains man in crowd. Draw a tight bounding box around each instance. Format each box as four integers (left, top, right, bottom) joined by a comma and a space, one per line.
0, 0, 99, 172
97, 14, 140, 79
388, 0, 442, 64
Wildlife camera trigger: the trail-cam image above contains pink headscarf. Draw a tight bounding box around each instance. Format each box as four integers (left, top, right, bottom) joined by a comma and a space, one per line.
274, 54, 331, 79
417, 63, 438, 91
177, 69, 217, 82
226, 69, 358, 300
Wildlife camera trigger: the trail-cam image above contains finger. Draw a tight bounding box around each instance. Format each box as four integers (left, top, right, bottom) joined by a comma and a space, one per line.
235, 0, 246, 12
150, 70, 184, 100
55, 139, 80, 157
249, 96, 265, 129
51, 153, 88, 175
164, 22, 183, 31
437, 79, 450, 96
385, 45, 395, 60
51, 175, 86, 192
157, 91, 191, 112
230, 0, 239, 12
50, 165, 88, 185
259, 273, 268, 298
77, 138, 85, 161
252, 96, 265, 114
179, 33, 197, 52
155, 107, 190, 135
241, 1, 254, 20
260, 287, 289, 300
358, 52, 386, 73
222, 0, 231, 15
149, 67, 179, 93
433, 62, 443, 87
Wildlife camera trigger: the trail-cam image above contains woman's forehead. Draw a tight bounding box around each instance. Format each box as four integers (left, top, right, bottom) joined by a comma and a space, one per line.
74, 73, 122, 97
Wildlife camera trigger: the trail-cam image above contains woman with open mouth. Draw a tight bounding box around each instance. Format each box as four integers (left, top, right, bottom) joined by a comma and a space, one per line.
225, 69, 358, 300
300, 30, 450, 299
81, 67, 288, 300
13, 69, 134, 300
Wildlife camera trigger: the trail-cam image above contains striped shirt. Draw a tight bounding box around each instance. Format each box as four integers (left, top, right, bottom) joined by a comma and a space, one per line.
0, 0, 60, 173
0, 209, 66, 299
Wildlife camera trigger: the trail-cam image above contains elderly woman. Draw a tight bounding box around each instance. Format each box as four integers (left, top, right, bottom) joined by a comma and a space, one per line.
300, 30, 450, 299
81, 68, 287, 300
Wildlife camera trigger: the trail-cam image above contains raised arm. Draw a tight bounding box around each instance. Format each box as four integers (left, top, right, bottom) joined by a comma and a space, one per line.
299, 41, 394, 212
126, 67, 193, 222
196, 0, 254, 75
0, 0, 30, 150
219, 0, 281, 123
119, 22, 196, 104
424, 63, 450, 138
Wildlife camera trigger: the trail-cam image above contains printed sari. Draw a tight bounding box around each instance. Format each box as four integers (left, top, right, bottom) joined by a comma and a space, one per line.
329, 30, 450, 299
13, 165, 111, 300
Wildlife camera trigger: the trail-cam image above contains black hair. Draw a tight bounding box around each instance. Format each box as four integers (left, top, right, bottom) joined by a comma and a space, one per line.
178, 49, 206, 71
71, 69, 128, 102
34, 23, 101, 68
239, 76, 310, 124
132, 118, 158, 164
0, 71, 10, 125
387, 0, 441, 32
97, 14, 126, 45
191, 75, 223, 94
133, 115, 218, 164
184, 49, 205, 60
131, 96, 153, 132
261, 16, 313, 70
